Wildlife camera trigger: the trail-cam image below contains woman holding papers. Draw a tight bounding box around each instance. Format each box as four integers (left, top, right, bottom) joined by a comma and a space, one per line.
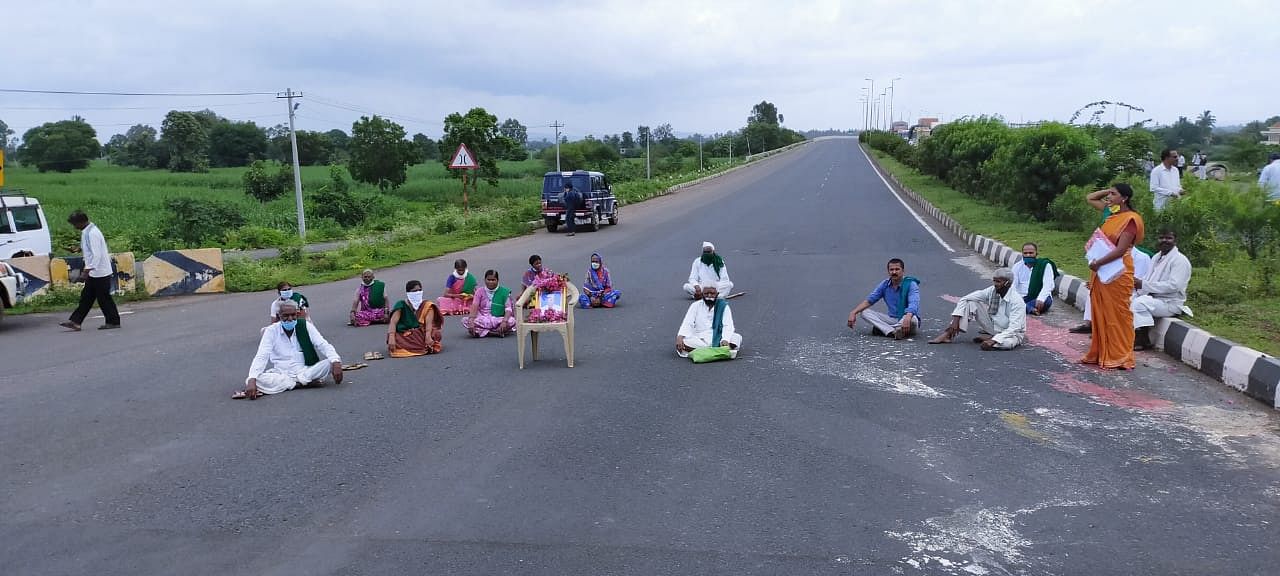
1081, 184, 1146, 369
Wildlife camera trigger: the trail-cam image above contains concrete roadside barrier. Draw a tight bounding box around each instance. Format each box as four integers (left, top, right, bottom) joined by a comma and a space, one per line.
142, 249, 225, 297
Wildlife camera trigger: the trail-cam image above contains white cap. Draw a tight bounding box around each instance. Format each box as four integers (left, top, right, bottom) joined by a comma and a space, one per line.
702, 241, 715, 251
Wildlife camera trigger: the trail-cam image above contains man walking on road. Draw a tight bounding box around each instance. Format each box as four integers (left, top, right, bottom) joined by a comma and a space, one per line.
59, 210, 120, 331
1150, 149, 1183, 212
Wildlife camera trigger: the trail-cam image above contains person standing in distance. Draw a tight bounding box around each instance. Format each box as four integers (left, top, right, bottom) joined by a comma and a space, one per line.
562, 182, 583, 237
60, 210, 121, 331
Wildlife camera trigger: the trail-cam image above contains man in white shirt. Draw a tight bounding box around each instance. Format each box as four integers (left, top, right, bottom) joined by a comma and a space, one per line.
676, 283, 742, 359
928, 268, 1026, 350
59, 210, 120, 331
683, 241, 733, 298
1011, 242, 1057, 315
1133, 230, 1193, 350
1149, 149, 1184, 212
1069, 247, 1151, 334
235, 301, 343, 399
1258, 153, 1280, 202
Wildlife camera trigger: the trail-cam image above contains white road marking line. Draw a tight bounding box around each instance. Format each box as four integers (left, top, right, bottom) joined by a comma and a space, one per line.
856, 144, 955, 252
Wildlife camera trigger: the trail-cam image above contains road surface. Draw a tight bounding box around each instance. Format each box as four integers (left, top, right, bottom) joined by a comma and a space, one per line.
2, 138, 1278, 575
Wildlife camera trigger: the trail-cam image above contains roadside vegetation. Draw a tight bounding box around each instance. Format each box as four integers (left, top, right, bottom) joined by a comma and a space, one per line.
862, 114, 1280, 355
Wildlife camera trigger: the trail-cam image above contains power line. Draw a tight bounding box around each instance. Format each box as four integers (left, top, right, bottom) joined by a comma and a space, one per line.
307, 93, 440, 126
0, 88, 276, 96
0, 101, 275, 111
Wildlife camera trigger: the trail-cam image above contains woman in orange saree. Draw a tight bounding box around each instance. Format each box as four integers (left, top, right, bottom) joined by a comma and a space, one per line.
387, 280, 444, 357
1081, 184, 1145, 369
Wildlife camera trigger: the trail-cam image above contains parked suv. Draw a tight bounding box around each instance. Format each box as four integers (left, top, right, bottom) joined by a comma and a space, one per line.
541, 170, 619, 233
0, 260, 26, 324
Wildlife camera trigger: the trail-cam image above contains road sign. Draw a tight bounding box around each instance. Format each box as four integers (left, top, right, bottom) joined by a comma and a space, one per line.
449, 144, 477, 169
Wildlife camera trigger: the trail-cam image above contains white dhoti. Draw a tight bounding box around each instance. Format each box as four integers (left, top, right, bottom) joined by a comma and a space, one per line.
676, 333, 743, 358
860, 309, 919, 335
247, 361, 334, 395
950, 299, 1024, 350
684, 280, 733, 298
1132, 295, 1183, 328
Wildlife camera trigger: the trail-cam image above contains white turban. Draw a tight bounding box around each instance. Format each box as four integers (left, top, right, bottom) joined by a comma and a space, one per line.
702, 241, 715, 251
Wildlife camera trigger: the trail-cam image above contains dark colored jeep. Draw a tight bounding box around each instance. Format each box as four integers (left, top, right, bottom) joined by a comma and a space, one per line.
541, 170, 619, 233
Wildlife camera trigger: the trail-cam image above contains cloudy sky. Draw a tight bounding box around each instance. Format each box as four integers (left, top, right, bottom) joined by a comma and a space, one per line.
3, 0, 1276, 143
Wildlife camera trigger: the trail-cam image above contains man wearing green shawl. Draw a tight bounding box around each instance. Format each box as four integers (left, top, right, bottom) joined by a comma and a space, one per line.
349, 269, 390, 326
463, 269, 516, 337
235, 300, 343, 399
1011, 243, 1058, 315
676, 283, 743, 359
848, 258, 921, 339
684, 241, 734, 298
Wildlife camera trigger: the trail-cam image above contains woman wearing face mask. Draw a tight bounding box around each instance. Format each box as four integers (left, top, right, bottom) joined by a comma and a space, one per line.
439, 258, 477, 316
463, 270, 515, 338
349, 269, 390, 326
578, 252, 621, 308
270, 281, 310, 323
387, 280, 444, 357
1081, 183, 1146, 370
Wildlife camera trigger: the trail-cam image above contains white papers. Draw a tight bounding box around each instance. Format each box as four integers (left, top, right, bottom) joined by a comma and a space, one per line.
1085, 228, 1125, 284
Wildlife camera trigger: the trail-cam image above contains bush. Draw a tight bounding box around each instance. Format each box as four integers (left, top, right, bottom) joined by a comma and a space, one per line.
307, 167, 368, 227
225, 225, 298, 250
862, 130, 915, 166
162, 197, 245, 247
243, 160, 291, 202
1102, 128, 1158, 179
916, 118, 1010, 188
985, 122, 1106, 219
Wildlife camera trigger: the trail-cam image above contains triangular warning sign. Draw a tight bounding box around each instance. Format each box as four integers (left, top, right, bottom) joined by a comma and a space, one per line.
449, 144, 477, 169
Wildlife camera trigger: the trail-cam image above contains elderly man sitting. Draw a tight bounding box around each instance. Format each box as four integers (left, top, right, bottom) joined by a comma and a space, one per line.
928, 268, 1027, 350
234, 300, 343, 399
684, 241, 733, 298
676, 283, 743, 359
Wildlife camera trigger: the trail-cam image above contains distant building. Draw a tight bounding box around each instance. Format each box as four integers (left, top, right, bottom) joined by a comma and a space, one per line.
913, 117, 943, 140
890, 121, 910, 134
1262, 123, 1280, 146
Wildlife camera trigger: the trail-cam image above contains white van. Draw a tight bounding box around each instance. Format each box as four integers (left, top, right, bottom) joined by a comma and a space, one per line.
0, 192, 52, 258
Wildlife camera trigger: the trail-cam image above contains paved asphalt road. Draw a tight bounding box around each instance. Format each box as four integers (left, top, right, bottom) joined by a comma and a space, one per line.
3, 138, 1278, 575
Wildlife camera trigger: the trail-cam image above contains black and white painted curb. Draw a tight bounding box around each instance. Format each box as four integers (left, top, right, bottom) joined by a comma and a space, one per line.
865, 148, 1280, 410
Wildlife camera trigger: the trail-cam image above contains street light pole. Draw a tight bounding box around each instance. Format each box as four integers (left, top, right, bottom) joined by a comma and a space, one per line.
889, 77, 901, 131
864, 78, 874, 131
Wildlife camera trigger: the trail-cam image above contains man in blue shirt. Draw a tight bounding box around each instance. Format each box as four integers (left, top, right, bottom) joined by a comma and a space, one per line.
847, 258, 921, 339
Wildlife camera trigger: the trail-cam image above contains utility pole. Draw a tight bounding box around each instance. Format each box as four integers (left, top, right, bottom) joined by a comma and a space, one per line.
728, 133, 733, 163
864, 78, 875, 131
645, 130, 651, 179
277, 88, 306, 239
550, 120, 564, 171
889, 77, 901, 131
698, 135, 703, 171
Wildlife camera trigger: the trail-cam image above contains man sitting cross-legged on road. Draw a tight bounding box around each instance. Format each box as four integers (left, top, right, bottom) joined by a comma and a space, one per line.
234, 300, 343, 400
676, 283, 743, 359
1132, 229, 1193, 351
928, 267, 1027, 351
684, 241, 734, 298
847, 257, 920, 339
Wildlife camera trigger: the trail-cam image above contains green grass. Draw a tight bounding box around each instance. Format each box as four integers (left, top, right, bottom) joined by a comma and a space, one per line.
869, 150, 1280, 357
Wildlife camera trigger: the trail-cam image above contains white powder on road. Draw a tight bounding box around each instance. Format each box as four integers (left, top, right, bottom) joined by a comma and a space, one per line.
783, 337, 945, 398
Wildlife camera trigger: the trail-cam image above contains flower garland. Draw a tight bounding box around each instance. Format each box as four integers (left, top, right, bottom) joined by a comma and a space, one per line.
527, 271, 571, 323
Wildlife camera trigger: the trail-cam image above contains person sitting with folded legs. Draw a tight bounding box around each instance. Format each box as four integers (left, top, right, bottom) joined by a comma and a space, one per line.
676, 283, 742, 359
929, 268, 1027, 350
847, 258, 920, 340
235, 300, 342, 400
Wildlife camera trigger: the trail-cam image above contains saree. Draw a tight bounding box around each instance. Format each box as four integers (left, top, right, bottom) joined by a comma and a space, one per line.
439, 272, 477, 316
352, 281, 389, 326
1082, 210, 1145, 369
389, 300, 443, 357
578, 254, 621, 308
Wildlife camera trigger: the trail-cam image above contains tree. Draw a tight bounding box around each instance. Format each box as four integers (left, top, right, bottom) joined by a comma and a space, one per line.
160, 111, 210, 172
16, 117, 101, 172
1102, 128, 1159, 178
242, 160, 291, 202
499, 118, 528, 147
349, 115, 415, 190
0, 118, 13, 155
620, 131, 635, 155
1155, 116, 1203, 151
653, 123, 675, 144
288, 131, 335, 166
410, 133, 437, 164
115, 124, 161, 168
986, 122, 1107, 219
325, 129, 351, 160
438, 107, 511, 185
1195, 109, 1216, 143
749, 101, 780, 126
208, 121, 268, 167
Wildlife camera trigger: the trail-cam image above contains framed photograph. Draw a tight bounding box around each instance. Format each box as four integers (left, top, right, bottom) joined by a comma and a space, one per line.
537, 289, 565, 312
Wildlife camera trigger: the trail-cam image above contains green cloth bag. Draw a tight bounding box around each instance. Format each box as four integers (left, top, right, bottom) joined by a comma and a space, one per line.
690, 346, 733, 363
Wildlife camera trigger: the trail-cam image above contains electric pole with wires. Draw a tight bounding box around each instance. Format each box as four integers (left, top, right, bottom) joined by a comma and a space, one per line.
278, 88, 306, 239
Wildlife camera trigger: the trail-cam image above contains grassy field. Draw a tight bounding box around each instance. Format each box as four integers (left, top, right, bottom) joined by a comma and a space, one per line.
870, 150, 1280, 357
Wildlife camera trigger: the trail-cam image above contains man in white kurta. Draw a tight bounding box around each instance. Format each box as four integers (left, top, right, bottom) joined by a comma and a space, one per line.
240, 301, 343, 398
1011, 242, 1056, 315
928, 268, 1026, 350
683, 241, 733, 298
676, 283, 743, 359
1133, 230, 1193, 349
1149, 149, 1183, 211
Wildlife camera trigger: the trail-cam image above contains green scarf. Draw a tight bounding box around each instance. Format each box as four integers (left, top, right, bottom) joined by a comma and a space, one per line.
461, 273, 477, 294
1135, 246, 1155, 258
291, 319, 320, 366
490, 286, 511, 317
1025, 259, 1058, 303
393, 300, 420, 332
700, 253, 725, 276
366, 280, 385, 308
897, 276, 919, 317
710, 298, 728, 346
289, 292, 309, 309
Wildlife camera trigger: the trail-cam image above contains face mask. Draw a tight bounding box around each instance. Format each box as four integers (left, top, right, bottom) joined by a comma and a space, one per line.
406, 290, 424, 308
279, 289, 293, 300
1023, 256, 1036, 266
591, 262, 601, 270
362, 278, 374, 286
453, 270, 466, 279
703, 296, 717, 305
280, 319, 297, 331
